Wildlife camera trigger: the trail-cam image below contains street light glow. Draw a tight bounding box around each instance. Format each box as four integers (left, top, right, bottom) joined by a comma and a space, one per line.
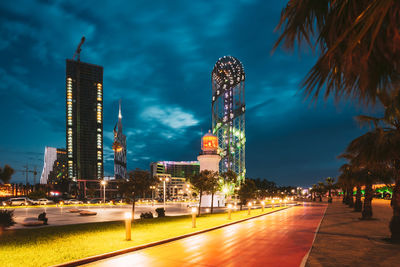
124, 212, 132, 220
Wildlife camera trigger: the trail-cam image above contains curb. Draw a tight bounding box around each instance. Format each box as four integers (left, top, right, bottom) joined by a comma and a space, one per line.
300, 203, 328, 267
52, 206, 294, 267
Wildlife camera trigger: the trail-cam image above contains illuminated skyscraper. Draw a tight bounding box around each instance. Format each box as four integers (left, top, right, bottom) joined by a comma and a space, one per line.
211, 56, 246, 184
66, 59, 103, 181
112, 100, 127, 179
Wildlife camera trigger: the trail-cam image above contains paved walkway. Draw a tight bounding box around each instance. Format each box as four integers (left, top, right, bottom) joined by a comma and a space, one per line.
83, 204, 327, 267
306, 198, 400, 267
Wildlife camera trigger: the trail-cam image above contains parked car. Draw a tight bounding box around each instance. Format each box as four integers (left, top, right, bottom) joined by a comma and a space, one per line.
64, 199, 83, 205
6, 197, 33, 206
87, 199, 102, 204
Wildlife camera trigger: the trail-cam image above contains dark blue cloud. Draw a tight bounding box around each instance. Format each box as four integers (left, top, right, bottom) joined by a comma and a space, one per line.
0, 0, 380, 186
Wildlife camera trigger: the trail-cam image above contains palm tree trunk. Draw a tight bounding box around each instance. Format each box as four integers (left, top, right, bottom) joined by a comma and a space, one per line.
390, 178, 400, 242
198, 189, 202, 216
210, 192, 214, 214
342, 188, 347, 204
354, 185, 362, 212
362, 184, 373, 219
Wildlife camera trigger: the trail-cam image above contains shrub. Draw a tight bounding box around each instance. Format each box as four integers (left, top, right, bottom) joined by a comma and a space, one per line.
155, 208, 165, 217
0, 209, 16, 229
140, 212, 154, 219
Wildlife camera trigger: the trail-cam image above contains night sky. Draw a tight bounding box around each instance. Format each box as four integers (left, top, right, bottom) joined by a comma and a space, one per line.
0, 1, 379, 186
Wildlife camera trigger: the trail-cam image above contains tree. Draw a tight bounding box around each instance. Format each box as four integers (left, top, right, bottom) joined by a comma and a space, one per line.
0, 165, 14, 184
274, 0, 400, 103
189, 170, 212, 216
317, 182, 327, 202
206, 171, 220, 214
324, 177, 335, 203
238, 179, 256, 209
118, 169, 157, 218
220, 170, 238, 201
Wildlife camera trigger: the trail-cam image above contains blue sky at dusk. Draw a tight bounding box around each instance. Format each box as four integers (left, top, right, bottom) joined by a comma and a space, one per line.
0, 0, 378, 186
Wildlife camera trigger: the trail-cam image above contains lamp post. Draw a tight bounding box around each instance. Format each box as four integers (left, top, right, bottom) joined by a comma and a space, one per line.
191, 207, 197, 228
271, 199, 275, 209
101, 180, 107, 204
227, 204, 232, 220
261, 201, 265, 212
150, 185, 156, 206
247, 202, 252, 215
159, 176, 169, 209
124, 212, 132, 241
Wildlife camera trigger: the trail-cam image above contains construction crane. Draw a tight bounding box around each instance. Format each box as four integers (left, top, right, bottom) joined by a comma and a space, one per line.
72, 36, 85, 61
15, 165, 37, 186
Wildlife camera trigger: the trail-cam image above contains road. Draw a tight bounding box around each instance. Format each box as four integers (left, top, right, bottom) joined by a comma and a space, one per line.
9, 203, 228, 229
83, 203, 327, 267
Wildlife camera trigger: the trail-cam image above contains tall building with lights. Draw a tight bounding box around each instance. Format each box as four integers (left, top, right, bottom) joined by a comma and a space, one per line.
66, 59, 103, 182
211, 56, 246, 184
112, 100, 127, 179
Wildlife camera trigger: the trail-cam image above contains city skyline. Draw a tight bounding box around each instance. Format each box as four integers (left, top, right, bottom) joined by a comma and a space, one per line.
0, 1, 380, 186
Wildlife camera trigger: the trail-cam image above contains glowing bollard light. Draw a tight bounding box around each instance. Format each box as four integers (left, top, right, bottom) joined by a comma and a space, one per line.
124, 212, 132, 241
248, 202, 252, 215
271, 200, 275, 209
261, 201, 265, 212
279, 199, 282, 207
227, 204, 232, 220
284, 199, 287, 207
191, 207, 197, 228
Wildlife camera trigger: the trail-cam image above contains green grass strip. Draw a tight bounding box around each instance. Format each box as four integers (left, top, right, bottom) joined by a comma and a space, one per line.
0, 206, 288, 267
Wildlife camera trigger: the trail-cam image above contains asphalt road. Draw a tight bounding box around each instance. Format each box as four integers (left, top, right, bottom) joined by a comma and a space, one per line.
9, 203, 227, 229
83, 203, 327, 267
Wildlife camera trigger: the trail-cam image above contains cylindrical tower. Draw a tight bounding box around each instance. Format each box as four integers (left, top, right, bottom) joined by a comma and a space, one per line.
197, 131, 221, 172
211, 56, 245, 184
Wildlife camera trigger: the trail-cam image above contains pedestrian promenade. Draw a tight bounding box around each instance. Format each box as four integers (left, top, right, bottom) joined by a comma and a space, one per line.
306, 198, 400, 267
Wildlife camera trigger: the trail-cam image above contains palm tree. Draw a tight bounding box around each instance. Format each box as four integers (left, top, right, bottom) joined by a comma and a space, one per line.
338, 164, 355, 207
311, 184, 317, 201
274, 0, 400, 103
325, 177, 335, 203
317, 182, 326, 202
0, 165, 14, 184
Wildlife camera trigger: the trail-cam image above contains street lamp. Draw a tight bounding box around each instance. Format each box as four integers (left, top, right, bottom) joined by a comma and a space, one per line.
149, 185, 156, 206
191, 207, 197, 228
101, 180, 107, 204
124, 212, 132, 241
159, 176, 169, 209
261, 201, 265, 212
247, 202, 252, 215
271, 199, 275, 209
227, 204, 232, 220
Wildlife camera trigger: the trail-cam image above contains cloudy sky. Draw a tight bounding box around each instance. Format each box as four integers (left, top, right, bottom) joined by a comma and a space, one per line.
0, 0, 379, 186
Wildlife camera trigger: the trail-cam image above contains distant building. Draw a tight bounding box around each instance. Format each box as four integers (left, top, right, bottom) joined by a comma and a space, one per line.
66, 59, 103, 181
40, 147, 67, 184
112, 100, 127, 179
150, 161, 199, 198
